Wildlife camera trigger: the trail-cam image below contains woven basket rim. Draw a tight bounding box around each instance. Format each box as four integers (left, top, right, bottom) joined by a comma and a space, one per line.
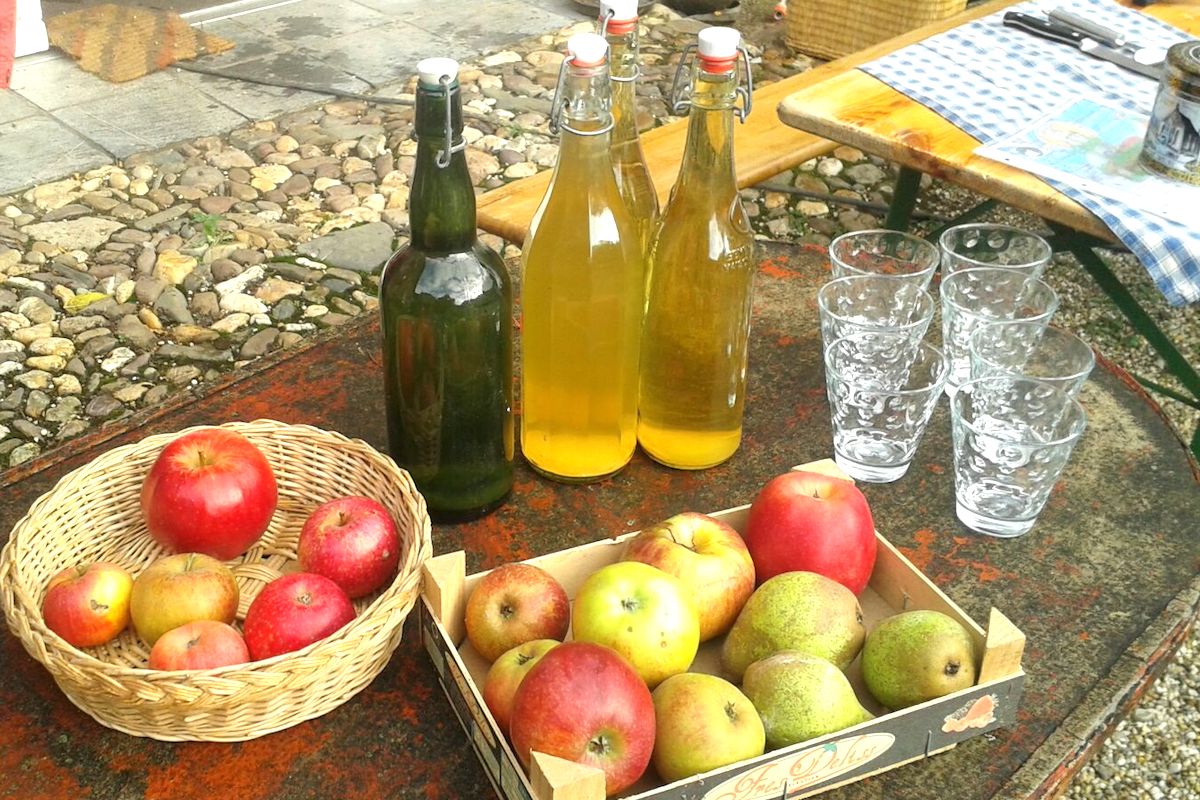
0, 418, 433, 738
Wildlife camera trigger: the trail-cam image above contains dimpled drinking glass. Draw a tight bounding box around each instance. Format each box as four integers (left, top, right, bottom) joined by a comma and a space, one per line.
817, 275, 935, 355
824, 332, 948, 483
970, 321, 1096, 397
939, 268, 1059, 392
939, 224, 1052, 280
950, 376, 1087, 538
830, 229, 940, 288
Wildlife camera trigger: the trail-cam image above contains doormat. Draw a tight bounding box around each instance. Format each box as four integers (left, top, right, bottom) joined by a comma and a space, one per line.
46, 3, 234, 83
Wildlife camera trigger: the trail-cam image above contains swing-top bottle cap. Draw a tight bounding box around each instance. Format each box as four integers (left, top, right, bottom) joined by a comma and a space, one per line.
697, 27, 740, 72
417, 57, 459, 87
566, 32, 609, 67
599, 0, 638, 22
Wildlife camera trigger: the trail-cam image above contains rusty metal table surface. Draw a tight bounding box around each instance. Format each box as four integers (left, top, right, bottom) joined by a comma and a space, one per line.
1, 242, 1197, 800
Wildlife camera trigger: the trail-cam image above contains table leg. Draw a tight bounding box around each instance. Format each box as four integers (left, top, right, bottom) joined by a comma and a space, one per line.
1049, 223, 1200, 459
884, 166, 923, 231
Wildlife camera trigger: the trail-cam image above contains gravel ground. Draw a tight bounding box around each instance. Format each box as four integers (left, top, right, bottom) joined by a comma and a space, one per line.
0, 3, 1195, 796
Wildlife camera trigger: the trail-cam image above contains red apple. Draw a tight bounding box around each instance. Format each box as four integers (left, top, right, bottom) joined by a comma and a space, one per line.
297, 496, 401, 599
148, 620, 250, 670
510, 642, 655, 797
744, 470, 877, 595
140, 428, 278, 561
464, 563, 570, 663
130, 553, 239, 646
482, 639, 559, 735
242, 573, 356, 660
42, 562, 133, 648
621, 512, 755, 641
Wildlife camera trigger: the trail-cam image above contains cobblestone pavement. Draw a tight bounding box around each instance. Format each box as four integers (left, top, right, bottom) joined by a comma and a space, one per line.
0, 4, 1195, 798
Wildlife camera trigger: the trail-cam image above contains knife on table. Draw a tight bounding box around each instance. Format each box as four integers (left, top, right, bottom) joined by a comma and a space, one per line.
1002, 11, 1164, 79
1048, 8, 1169, 66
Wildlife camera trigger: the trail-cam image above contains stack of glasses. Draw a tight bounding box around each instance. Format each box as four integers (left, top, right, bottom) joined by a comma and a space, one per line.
817, 224, 1094, 539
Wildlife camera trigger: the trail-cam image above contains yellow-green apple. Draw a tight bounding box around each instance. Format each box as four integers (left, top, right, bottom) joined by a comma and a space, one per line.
297, 495, 400, 598
651, 673, 765, 782
744, 470, 877, 594
148, 620, 250, 670
571, 561, 699, 688
42, 562, 133, 648
482, 639, 559, 735
621, 512, 755, 641
510, 642, 654, 796
465, 563, 569, 663
130, 553, 239, 646
140, 428, 278, 561
242, 572, 356, 660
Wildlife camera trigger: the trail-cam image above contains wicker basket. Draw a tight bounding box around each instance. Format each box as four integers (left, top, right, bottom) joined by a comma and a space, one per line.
786, 0, 967, 61
0, 419, 433, 742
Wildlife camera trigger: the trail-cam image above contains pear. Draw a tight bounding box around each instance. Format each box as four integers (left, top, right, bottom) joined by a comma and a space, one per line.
720, 571, 865, 682
742, 651, 873, 749
861, 609, 977, 710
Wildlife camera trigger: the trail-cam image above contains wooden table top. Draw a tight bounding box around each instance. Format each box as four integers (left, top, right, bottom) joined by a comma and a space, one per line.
776, 0, 1200, 243
1, 241, 1197, 800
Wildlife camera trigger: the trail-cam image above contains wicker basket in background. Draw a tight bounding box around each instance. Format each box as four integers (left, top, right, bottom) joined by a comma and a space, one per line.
0, 419, 433, 742
786, 0, 968, 61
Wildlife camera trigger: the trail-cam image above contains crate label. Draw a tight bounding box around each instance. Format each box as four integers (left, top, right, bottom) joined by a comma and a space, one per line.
941, 692, 998, 733
702, 732, 895, 800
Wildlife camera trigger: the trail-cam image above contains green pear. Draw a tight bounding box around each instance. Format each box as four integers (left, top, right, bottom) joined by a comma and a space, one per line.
861, 609, 977, 710
742, 651, 873, 750
720, 571, 865, 682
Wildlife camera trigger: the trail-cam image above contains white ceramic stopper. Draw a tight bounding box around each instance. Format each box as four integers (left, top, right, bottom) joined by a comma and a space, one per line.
599, 0, 638, 21
698, 26, 741, 59
417, 57, 459, 87
567, 32, 609, 66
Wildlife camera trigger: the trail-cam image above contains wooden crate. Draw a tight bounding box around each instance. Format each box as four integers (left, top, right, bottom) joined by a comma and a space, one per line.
419, 460, 1026, 800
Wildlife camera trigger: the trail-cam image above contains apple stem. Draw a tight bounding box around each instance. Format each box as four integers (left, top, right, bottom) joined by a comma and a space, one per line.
336, 511, 351, 527
586, 734, 611, 757
194, 449, 212, 468
724, 701, 739, 723
298, 592, 312, 607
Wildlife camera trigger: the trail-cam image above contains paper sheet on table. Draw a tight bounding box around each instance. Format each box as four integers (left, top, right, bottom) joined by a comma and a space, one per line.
975, 96, 1200, 230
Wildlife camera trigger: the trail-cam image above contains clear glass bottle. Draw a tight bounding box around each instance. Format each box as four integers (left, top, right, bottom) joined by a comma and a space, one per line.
379, 57, 514, 520
520, 33, 644, 482
599, 0, 659, 254
637, 27, 756, 470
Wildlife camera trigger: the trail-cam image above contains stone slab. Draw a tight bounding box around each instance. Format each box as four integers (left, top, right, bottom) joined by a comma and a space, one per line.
0, 115, 112, 195
314, 19, 456, 86
50, 75, 249, 159
0, 89, 42, 124
223, 0, 395, 53
396, 0, 583, 51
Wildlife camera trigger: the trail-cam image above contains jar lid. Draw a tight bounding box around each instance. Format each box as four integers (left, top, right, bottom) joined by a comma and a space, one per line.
1166, 41, 1200, 79
417, 57, 459, 87
567, 32, 609, 67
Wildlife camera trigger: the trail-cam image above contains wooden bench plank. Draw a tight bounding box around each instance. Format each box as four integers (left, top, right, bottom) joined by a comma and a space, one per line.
476, 73, 837, 245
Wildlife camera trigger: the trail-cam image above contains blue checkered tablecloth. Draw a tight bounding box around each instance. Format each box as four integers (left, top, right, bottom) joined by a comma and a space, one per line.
861, 0, 1200, 306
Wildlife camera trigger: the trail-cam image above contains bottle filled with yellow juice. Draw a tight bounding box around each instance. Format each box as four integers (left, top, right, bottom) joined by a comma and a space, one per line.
638, 27, 755, 470
599, 0, 658, 255
520, 33, 644, 482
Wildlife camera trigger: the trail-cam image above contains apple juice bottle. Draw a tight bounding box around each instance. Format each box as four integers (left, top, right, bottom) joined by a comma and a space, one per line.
599, 0, 658, 256
379, 57, 514, 520
520, 33, 644, 482
637, 27, 755, 470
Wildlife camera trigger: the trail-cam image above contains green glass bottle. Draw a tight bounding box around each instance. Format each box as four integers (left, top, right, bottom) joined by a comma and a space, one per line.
380, 57, 514, 520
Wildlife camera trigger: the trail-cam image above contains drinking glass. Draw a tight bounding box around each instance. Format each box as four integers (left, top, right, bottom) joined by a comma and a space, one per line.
817, 275, 935, 355
939, 224, 1052, 280
824, 332, 948, 483
950, 376, 1087, 537
969, 321, 1096, 397
829, 229, 940, 288
939, 268, 1059, 392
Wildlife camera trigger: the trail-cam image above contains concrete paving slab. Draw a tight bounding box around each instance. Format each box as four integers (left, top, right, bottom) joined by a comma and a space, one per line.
8, 54, 133, 111
312, 18, 456, 86
0, 115, 112, 194
400, 0, 582, 52
225, 0, 394, 52
0, 90, 43, 124
50, 73, 249, 158
171, 66, 330, 120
